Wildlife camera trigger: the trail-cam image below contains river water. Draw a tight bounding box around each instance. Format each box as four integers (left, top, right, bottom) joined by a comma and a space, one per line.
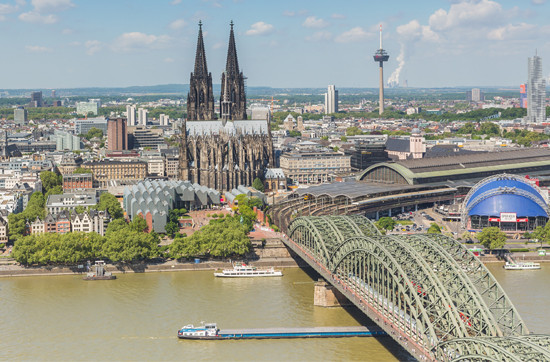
0, 265, 548, 361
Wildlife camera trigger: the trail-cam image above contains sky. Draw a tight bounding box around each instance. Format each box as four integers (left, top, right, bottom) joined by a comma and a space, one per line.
0, 0, 549, 89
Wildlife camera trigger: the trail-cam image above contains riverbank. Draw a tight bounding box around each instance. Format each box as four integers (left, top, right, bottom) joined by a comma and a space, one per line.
0, 238, 307, 278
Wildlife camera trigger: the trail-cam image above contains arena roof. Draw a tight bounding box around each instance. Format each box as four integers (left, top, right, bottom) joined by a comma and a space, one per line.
462, 174, 549, 219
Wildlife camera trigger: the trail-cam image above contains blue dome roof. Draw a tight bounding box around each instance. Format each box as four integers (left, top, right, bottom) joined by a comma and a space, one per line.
468, 193, 548, 217
466, 177, 545, 207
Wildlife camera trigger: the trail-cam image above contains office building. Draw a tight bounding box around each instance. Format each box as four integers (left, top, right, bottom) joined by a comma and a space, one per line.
324, 85, 338, 114
527, 54, 546, 123
76, 100, 99, 116
107, 117, 128, 151
55, 130, 81, 151
128, 127, 164, 149
138, 108, 148, 126
126, 105, 137, 126
30, 91, 43, 107
14, 107, 28, 125
74, 117, 108, 135
279, 151, 351, 185
83, 159, 147, 187
63, 173, 93, 191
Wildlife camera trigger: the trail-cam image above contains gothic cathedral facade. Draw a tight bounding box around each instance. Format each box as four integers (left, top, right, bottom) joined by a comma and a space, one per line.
179, 22, 273, 191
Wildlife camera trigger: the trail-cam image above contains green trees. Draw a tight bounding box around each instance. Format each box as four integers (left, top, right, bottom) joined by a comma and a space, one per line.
252, 177, 265, 192
168, 216, 251, 259
84, 127, 103, 140
530, 224, 550, 246
8, 192, 46, 239
427, 223, 442, 234
476, 227, 507, 250
101, 229, 159, 262
73, 167, 92, 174
346, 126, 363, 136
94, 192, 123, 219
376, 217, 396, 231
45, 185, 63, 200
288, 130, 301, 137
40, 171, 62, 193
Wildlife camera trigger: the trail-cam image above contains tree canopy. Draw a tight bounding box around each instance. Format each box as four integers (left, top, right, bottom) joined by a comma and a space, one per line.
476, 227, 507, 250
427, 223, 442, 234
73, 167, 92, 174
376, 217, 396, 231
40, 171, 62, 193
94, 192, 123, 219
252, 177, 265, 192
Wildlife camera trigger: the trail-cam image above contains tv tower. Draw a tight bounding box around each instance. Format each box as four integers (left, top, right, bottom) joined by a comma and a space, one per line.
373, 25, 389, 116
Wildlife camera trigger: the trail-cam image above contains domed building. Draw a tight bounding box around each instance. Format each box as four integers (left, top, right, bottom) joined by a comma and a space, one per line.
461, 174, 549, 231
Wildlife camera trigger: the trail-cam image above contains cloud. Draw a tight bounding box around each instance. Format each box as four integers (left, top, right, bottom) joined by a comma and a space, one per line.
531, 0, 546, 4
283, 10, 295, 17
334, 27, 371, 43
305, 31, 332, 42
171, 0, 181, 4
396, 20, 439, 42
61, 28, 73, 35
25, 45, 52, 53
487, 22, 539, 40
0, 3, 18, 15
245, 21, 274, 36
428, 0, 504, 32
112, 32, 172, 52
169, 18, 186, 30
30, 0, 74, 13
164, 57, 175, 63
302, 16, 329, 29
212, 41, 224, 49
331, 13, 346, 19
19, 11, 57, 24
85, 40, 101, 55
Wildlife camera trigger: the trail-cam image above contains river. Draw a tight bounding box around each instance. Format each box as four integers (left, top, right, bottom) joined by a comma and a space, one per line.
0, 265, 548, 361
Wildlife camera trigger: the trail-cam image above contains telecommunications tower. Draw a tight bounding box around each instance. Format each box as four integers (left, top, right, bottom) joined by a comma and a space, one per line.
373, 25, 389, 116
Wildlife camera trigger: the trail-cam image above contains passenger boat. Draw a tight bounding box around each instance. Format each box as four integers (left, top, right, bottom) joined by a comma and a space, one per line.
214, 263, 283, 278
504, 262, 541, 270
178, 323, 219, 339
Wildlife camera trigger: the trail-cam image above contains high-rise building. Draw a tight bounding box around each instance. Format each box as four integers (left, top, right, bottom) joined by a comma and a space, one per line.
159, 114, 169, 126
527, 54, 546, 123
51, 90, 56, 98
520, 84, 528, 109
467, 88, 484, 102
187, 21, 216, 121
30, 91, 43, 107
14, 107, 28, 125
324, 85, 338, 114
126, 105, 137, 126
76, 100, 99, 116
138, 108, 148, 126
107, 117, 128, 151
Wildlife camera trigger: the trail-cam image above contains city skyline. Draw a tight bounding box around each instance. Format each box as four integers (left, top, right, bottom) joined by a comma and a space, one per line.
0, 0, 548, 89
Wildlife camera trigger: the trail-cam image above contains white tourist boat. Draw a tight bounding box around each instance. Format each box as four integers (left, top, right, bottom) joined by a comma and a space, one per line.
504, 262, 541, 270
214, 263, 283, 278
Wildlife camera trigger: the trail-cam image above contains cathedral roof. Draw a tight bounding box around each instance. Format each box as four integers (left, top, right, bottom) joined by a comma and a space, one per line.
186, 120, 269, 136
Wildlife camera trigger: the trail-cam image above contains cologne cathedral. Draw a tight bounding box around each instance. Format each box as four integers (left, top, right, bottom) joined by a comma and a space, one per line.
179, 22, 274, 191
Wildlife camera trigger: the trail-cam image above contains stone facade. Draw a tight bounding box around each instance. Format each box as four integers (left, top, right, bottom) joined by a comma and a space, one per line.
31, 210, 110, 236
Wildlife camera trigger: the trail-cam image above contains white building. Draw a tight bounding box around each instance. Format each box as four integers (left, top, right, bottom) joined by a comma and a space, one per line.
126, 105, 137, 126
159, 114, 169, 126
76, 100, 99, 116
324, 85, 338, 114
138, 108, 148, 126
527, 54, 546, 124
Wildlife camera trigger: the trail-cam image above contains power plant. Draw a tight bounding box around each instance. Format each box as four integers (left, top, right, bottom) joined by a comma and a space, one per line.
373, 25, 389, 116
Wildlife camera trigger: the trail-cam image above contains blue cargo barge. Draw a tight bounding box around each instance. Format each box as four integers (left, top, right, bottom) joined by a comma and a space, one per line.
178, 324, 386, 340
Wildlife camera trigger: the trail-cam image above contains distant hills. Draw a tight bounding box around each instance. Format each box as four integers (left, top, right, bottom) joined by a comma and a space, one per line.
0, 84, 522, 98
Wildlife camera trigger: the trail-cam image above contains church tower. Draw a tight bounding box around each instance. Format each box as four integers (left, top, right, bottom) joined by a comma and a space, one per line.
187, 21, 216, 121
220, 21, 247, 121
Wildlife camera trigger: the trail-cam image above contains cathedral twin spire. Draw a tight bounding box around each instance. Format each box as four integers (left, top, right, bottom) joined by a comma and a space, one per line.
187, 21, 247, 122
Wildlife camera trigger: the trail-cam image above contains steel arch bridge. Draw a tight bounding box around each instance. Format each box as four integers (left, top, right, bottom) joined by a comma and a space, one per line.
284, 215, 550, 361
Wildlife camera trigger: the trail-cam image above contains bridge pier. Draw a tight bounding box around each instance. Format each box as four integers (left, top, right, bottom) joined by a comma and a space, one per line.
314, 279, 350, 307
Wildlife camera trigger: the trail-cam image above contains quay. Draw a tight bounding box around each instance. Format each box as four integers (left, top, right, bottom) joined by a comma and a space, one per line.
214, 326, 385, 339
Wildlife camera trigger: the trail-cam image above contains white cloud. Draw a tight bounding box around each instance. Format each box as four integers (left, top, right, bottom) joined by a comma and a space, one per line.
31, 0, 74, 13
61, 28, 73, 35
171, 0, 181, 4
487, 22, 538, 40
532, 0, 546, 4
164, 57, 175, 63
302, 16, 329, 29
19, 11, 57, 24
335, 27, 371, 43
305, 31, 332, 42
282, 10, 295, 17
396, 20, 439, 42
112, 32, 172, 53
0, 3, 18, 14
428, 0, 503, 32
85, 40, 101, 55
331, 13, 346, 19
169, 18, 186, 30
25, 45, 52, 53
245, 21, 274, 36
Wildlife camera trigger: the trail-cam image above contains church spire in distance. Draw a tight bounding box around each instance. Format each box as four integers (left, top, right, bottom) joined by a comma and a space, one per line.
220, 20, 247, 121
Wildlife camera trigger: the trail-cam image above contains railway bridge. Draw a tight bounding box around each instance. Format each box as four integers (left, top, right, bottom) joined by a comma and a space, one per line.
281, 215, 550, 361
